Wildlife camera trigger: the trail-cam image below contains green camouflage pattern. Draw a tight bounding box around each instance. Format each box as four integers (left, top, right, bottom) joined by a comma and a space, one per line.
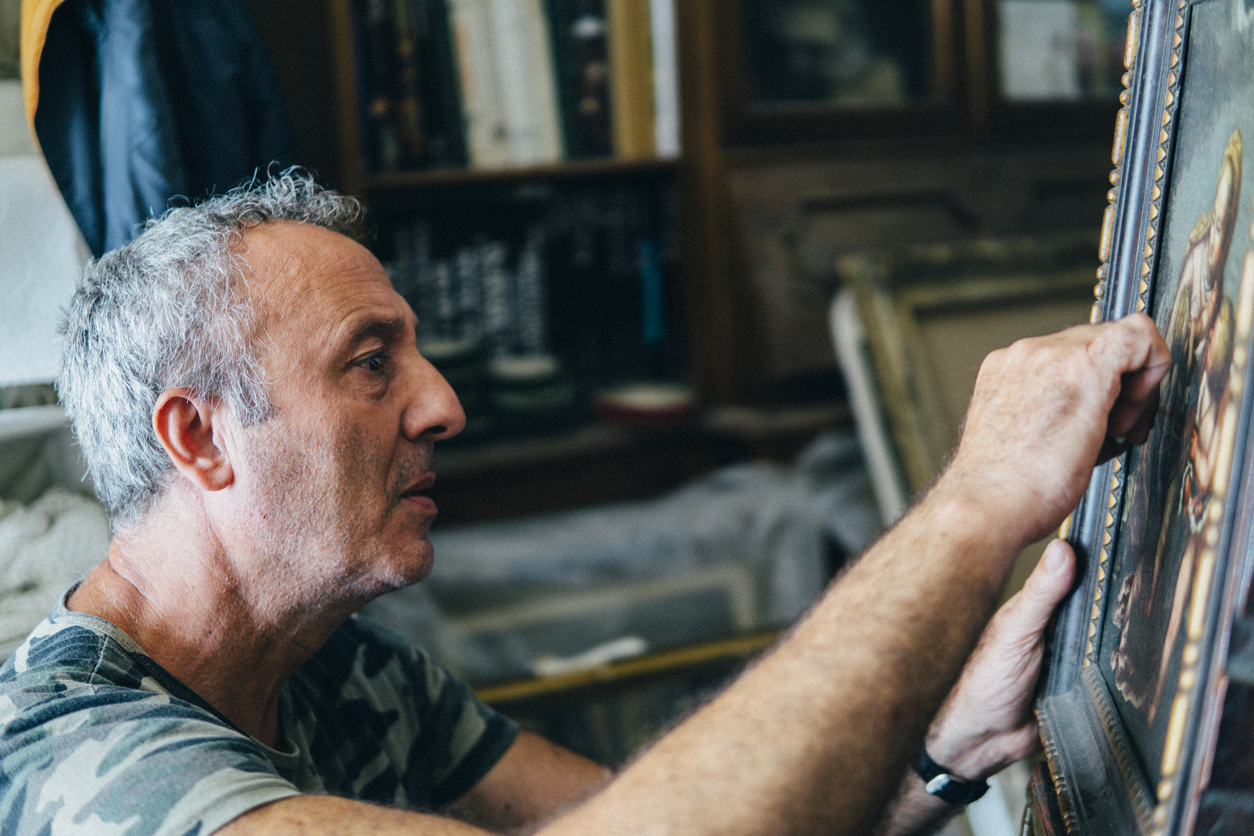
0, 597, 517, 836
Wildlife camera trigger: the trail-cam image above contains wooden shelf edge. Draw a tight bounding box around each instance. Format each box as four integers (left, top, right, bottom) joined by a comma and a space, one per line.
435, 425, 636, 478
363, 155, 680, 193
434, 401, 851, 481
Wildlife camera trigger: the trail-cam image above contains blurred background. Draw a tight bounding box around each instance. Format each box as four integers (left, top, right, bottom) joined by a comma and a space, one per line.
0, 2, 1133, 832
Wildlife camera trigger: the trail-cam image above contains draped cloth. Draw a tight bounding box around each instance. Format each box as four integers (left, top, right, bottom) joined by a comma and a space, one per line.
19, 0, 296, 255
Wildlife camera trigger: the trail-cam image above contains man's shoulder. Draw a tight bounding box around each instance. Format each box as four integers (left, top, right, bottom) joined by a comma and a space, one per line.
283, 613, 518, 810
3, 609, 142, 688
0, 609, 219, 730
0, 611, 299, 836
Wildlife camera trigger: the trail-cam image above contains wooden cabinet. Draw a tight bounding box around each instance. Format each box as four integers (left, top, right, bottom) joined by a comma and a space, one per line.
678, 0, 1129, 403
714, 0, 1129, 142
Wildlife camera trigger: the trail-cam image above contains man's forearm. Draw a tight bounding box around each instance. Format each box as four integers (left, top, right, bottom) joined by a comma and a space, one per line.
539, 482, 1025, 836
217, 796, 493, 835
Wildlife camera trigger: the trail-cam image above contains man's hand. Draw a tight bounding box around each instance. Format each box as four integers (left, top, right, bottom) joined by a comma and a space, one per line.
875, 540, 1076, 836
942, 313, 1169, 551
926, 539, 1076, 780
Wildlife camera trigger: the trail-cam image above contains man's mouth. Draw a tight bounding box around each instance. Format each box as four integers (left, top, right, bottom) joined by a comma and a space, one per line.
399, 475, 438, 514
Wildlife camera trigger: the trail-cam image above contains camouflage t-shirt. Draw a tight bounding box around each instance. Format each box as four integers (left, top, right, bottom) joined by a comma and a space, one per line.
0, 595, 519, 836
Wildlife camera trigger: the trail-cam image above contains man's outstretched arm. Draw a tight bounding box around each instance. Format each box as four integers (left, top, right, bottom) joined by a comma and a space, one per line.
538, 314, 1168, 836
220, 314, 1169, 836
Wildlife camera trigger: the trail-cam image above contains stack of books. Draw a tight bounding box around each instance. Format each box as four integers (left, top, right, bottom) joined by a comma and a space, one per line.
351, 0, 680, 173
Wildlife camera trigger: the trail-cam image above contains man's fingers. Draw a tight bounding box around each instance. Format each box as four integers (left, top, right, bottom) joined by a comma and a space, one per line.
1108, 373, 1162, 434
941, 313, 1170, 551
1095, 316, 1167, 464
997, 540, 1076, 639
1093, 314, 1172, 404
1099, 397, 1156, 463
1097, 435, 1133, 465
923, 540, 1077, 779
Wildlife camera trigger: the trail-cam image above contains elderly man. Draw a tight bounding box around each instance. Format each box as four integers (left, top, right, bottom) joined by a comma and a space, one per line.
0, 173, 1168, 836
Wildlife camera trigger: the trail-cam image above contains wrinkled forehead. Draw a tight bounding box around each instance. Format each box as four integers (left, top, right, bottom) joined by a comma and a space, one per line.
235, 218, 374, 290
233, 219, 405, 365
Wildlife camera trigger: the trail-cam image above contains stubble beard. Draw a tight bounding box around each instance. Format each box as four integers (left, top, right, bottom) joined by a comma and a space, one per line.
243, 418, 437, 610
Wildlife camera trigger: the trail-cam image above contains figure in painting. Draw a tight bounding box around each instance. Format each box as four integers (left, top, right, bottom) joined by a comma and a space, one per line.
1110, 129, 1242, 722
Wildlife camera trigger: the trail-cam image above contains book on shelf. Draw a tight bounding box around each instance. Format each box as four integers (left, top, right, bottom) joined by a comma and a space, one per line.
487, 0, 564, 165
448, 0, 564, 167
353, 0, 468, 172
606, 0, 653, 159
417, 0, 467, 166
349, 0, 678, 175
648, 0, 679, 159
547, 0, 680, 161
546, 0, 614, 160
447, 0, 509, 168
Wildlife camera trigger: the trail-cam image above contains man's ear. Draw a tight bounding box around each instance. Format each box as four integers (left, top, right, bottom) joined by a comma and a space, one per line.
152, 389, 234, 492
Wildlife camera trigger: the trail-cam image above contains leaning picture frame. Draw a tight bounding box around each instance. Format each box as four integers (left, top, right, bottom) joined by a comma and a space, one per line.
1034, 1, 1254, 834
835, 235, 1098, 498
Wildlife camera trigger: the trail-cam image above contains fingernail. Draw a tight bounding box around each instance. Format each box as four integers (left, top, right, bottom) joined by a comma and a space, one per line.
1044, 540, 1066, 571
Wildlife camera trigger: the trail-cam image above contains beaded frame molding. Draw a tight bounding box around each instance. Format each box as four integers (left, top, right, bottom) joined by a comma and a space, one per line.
1035, 1, 1254, 834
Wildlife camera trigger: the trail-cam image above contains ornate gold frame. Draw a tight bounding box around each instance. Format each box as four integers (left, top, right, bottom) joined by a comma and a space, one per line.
1036, 2, 1254, 833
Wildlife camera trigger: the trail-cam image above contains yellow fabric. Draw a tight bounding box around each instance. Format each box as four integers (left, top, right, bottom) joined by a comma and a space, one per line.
19, 0, 66, 138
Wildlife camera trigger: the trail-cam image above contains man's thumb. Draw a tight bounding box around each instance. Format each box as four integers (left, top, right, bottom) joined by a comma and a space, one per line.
1007, 539, 1077, 634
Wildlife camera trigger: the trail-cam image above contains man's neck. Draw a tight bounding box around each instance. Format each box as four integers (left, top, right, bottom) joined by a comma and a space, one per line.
66, 495, 355, 747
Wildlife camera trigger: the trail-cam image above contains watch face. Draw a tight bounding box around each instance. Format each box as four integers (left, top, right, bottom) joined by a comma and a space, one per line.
925, 772, 988, 805
915, 752, 988, 805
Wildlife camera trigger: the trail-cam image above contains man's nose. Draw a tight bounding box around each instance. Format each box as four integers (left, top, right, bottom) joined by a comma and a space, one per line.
402, 351, 466, 442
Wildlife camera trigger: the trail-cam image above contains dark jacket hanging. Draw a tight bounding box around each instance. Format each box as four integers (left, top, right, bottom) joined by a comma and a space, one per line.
34, 0, 297, 256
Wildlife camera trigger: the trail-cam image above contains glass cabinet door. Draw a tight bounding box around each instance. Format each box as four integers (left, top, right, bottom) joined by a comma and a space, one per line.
719, 0, 960, 143
717, 0, 1131, 143
739, 0, 937, 109
995, 0, 1132, 102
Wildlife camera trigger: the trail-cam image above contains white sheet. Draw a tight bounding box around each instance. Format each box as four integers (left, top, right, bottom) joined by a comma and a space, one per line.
0, 488, 110, 655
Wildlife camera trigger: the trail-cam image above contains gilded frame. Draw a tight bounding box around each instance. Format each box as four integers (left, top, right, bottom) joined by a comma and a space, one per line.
1036, 2, 1254, 833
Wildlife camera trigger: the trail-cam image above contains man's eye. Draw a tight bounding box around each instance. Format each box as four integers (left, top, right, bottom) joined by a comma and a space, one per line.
358, 351, 391, 373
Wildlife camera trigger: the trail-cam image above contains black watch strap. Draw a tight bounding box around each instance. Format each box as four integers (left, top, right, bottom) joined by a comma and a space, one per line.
912, 749, 989, 806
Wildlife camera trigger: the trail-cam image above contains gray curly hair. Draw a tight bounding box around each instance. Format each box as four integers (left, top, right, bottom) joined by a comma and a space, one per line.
58, 170, 363, 527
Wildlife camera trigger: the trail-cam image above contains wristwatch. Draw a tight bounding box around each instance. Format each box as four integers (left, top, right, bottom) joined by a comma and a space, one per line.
912, 749, 989, 806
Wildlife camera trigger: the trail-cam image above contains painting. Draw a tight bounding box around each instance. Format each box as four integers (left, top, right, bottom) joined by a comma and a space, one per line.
1107, 127, 1249, 771
1033, 1, 1254, 834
